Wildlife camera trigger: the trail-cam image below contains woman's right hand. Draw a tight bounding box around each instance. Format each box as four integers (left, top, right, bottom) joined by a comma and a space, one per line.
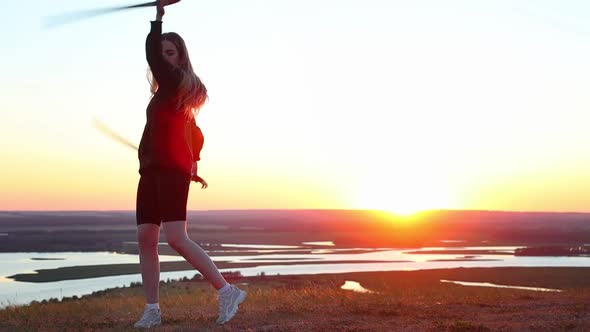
160, 0, 181, 5
156, 0, 181, 19
157, 0, 181, 9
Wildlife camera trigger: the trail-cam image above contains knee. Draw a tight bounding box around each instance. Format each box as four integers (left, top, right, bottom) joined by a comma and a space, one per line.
166, 235, 189, 251
138, 240, 158, 253
137, 233, 159, 252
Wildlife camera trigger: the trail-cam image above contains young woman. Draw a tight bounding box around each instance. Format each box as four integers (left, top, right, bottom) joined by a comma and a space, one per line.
133, 0, 247, 328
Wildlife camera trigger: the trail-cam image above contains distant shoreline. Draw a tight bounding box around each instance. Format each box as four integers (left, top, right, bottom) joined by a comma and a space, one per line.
1, 210, 590, 249
6, 258, 410, 283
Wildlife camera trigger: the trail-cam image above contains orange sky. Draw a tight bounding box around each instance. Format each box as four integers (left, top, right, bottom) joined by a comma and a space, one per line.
2, 1, 590, 213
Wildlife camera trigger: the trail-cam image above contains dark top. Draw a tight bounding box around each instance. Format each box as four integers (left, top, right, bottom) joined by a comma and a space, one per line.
138, 20, 204, 177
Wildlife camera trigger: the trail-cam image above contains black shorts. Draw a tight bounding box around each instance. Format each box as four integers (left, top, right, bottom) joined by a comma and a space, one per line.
136, 167, 191, 226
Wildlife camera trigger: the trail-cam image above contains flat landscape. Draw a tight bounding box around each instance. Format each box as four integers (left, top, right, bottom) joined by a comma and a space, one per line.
2, 209, 590, 252
1, 210, 589, 331
1, 267, 589, 331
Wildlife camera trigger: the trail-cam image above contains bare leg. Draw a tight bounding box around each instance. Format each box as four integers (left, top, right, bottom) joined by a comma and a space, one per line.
163, 220, 227, 290
137, 223, 161, 303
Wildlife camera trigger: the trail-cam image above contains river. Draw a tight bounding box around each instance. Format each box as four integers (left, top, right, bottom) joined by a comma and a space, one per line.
1, 242, 589, 308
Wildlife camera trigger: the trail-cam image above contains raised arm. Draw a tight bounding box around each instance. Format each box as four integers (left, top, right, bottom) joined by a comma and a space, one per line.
145, 20, 181, 91
145, 1, 183, 92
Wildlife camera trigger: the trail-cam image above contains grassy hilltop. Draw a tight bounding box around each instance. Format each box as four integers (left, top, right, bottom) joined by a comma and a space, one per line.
1, 267, 590, 332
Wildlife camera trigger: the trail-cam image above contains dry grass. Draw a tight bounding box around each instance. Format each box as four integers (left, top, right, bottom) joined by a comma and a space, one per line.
1, 268, 589, 332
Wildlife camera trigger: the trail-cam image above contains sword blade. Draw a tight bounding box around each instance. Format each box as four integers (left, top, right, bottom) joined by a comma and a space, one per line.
43, 1, 157, 28
93, 118, 138, 151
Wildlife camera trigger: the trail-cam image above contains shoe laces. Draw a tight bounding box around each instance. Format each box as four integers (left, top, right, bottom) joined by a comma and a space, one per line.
141, 308, 159, 319
218, 286, 233, 310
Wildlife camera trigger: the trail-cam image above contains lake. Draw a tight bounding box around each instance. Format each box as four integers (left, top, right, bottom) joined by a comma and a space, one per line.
1, 242, 589, 308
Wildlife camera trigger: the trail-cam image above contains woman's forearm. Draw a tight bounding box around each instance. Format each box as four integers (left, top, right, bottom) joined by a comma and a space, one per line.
156, 0, 165, 21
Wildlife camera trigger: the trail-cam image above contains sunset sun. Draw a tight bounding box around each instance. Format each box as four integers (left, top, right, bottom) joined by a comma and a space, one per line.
355, 168, 452, 216
357, 187, 430, 216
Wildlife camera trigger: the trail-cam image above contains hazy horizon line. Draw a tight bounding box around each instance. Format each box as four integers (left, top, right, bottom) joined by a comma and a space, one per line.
1, 209, 590, 214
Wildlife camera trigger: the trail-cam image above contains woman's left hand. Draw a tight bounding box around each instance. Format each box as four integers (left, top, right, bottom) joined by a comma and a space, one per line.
191, 175, 208, 189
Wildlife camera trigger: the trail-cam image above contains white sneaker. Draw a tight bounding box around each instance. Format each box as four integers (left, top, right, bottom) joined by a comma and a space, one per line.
133, 307, 162, 329
216, 285, 247, 325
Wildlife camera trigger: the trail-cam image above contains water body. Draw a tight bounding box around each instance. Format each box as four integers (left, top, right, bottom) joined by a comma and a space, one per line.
440, 279, 562, 292
0, 252, 185, 308
1, 244, 588, 308
341, 281, 376, 293
219, 243, 303, 249
302, 241, 335, 246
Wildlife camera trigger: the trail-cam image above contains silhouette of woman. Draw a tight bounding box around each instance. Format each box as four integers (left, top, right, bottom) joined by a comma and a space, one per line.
133, 0, 247, 328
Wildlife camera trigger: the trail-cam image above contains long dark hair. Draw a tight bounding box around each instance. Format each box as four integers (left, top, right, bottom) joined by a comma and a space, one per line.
148, 32, 208, 120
